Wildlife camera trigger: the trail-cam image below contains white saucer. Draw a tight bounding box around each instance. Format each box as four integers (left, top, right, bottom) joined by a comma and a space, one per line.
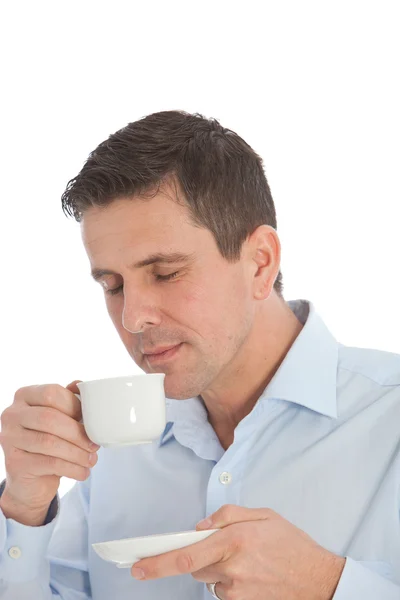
92, 529, 220, 568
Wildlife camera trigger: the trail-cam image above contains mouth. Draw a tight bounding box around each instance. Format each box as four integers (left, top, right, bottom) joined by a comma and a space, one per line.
143, 343, 183, 365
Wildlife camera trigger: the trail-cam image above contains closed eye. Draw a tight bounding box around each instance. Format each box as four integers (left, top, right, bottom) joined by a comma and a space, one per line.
106, 271, 179, 296
106, 285, 123, 296
154, 271, 179, 282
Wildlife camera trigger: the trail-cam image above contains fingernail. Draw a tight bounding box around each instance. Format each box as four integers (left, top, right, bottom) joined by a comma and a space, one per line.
89, 442, 100, 450
196, 517, 213, 529
132, 567, 146, 580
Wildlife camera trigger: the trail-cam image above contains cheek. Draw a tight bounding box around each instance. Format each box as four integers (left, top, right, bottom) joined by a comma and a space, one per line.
109, 308, 135, 355
175, 284, 214, 321
106, 299, 127, 337
176, 279, 246, 339
106, 299, 119, 323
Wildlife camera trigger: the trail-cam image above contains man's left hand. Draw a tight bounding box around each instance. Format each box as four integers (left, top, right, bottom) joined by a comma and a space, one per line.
131, 504, 346, 599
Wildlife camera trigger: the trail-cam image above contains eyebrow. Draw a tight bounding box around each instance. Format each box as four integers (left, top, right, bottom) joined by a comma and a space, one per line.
90, 251, 195, 282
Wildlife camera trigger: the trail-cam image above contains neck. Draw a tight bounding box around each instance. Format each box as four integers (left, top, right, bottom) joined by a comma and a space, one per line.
202, 295, 303, 450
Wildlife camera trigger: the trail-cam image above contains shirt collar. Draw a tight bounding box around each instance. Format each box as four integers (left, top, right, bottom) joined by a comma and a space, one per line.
159, 396, 209, 447
159, 299, 338, 446
262, 300, 338, 419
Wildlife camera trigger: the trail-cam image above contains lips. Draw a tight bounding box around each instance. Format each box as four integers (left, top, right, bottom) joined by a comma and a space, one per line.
143, 344, 180, 356
143, 343, 183, 365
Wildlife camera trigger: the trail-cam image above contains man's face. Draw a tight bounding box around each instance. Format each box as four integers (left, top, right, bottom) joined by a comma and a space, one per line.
81, 190, 256, 400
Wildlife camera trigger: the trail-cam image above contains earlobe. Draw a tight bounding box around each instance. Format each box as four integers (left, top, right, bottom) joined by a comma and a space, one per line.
254, 284, 272, 301
253, 263, 278, 301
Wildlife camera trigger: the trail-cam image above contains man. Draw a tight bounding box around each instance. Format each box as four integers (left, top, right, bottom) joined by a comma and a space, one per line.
0, 111, 398, 599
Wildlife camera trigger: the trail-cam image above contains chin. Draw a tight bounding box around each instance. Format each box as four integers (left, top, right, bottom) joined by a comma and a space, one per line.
163, 374, 203, 401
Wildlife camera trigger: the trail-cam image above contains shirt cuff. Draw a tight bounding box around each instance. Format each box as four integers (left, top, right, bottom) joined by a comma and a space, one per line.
0, 480, 60, 583
333, 556, 400, 599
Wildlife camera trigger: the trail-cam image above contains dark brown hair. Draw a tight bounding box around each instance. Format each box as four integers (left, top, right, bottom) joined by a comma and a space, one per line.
61, 110, 283, 295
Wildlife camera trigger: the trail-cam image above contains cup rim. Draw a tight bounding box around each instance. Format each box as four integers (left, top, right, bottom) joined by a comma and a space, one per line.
77, 373, 165, 388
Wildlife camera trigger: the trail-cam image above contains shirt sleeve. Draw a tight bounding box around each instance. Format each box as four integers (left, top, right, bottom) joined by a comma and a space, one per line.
0, 479, 92, 599
332, 557, 400, 599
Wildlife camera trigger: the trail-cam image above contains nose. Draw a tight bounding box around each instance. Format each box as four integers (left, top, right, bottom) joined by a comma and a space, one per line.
121, 287, 162, 334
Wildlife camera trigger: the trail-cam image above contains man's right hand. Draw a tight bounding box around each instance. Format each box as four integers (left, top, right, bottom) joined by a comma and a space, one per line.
0, 381, 99, 526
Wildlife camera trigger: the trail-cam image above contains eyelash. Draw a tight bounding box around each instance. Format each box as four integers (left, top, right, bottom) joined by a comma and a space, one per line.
106, 271, 179, 296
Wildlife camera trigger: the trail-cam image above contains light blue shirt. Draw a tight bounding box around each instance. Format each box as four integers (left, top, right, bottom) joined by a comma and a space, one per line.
0, 300, 399, 599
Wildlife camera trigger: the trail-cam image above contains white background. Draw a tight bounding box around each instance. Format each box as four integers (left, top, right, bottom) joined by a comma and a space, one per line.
1, 1, 399, 497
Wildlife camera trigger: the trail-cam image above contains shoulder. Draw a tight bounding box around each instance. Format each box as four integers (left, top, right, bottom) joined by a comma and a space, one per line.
335, 345, 400, 434
338, 344, 400, 387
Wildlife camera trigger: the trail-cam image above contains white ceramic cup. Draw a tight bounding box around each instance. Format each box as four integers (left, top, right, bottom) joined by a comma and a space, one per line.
75, 373, 166, 447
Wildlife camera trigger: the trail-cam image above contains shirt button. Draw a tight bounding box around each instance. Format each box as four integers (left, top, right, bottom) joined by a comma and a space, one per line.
8, 546, 22, 559
219, 471, 232, 485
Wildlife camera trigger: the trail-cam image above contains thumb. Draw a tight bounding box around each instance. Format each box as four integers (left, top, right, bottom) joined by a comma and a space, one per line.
65, 380, 83, 394
196, 504, 276, 530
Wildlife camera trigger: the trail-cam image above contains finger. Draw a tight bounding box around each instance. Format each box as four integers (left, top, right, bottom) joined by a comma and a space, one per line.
17, 384, 83, 421
12, 447, 91, 481
19, 406, 99, 451
196, 504, 277, 531
191, 565, 230, 585
65, 380, 82, 394
131, 530, 227, 581
11, 427, 98, 469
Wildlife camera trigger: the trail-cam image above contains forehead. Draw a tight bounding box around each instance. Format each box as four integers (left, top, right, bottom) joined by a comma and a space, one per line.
80, 191, 210, 267
82, 190, 188, 238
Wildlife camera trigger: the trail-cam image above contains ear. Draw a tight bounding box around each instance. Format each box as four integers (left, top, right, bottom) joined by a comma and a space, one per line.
248, 225, 281, 300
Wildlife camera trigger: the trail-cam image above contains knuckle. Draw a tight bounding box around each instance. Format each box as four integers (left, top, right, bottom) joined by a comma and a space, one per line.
0, 407, 10, 426
41, 385, 60, 407
13, 387, 28, 403
1, 405, 19, 428
0, 406, 12, 427
220, 503, 236, 521
176, 553, 194, 574
222, 560, 239, 580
